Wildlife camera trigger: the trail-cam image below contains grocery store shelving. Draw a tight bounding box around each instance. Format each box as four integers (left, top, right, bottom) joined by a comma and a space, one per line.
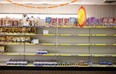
0, 42, 36, 45
0, 26, 116, 28
1, 52, 116, 57
0, 33, 36, 36
1, 63, 116, 67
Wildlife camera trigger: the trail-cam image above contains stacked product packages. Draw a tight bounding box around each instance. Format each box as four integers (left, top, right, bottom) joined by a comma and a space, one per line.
45, 17, 77, 27
0, 16, 40, 27
86, 17, 116, 26
6, 59, 29, 66
33, 60, 58, 66
0, 36, 31, 43
36, 49, 48, 54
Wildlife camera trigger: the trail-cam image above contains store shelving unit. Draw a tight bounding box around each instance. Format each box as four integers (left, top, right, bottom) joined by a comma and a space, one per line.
0, 14, 116, 69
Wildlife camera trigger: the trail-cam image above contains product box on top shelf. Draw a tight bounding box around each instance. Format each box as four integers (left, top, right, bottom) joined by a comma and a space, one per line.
35, 17, 40, 27
113, 18, 116, 26
58, 18, 63, 27
88, 17, 96, 26
102, 17, 109, 26
64, 18, 70, 26
52, 18, 57, 27
108, 17, 114, 26
70, 17, 77, 27
45, 17, 52, 27
94, 18, 101, 26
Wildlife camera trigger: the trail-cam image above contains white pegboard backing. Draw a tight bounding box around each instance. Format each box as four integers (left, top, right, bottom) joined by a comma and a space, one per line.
0, 55, 25, 62
90, 46, 116, 54
56, 57, 90, 63
57, 36, 89, 44
90, 37, 116, 44
90, 28, 116, 34
90, 57, 116, 64
25, 56, 59, 62
56, 46, 89, 54
31, 36, 56, 43
6, 45, 25, 52
25, 45, 57, 53
58, 28, 89, 34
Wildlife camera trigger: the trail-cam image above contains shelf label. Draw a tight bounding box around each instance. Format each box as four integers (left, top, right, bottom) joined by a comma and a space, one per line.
113, 26, 116, 28
60, 54, 71, 56
92, 54, 105, 57
77, 44, 90, 46
112, 54, 116, 57
43, 34, 55, 36
42, 43, 55, 45
96, 26, 107, 28
113, 44, 116, 46
60, 44, 71, 46
43, 54, 56, 56
61, 26, 72, 28
95, 34, 107, 36
26, 53, 35, 55
95, 44, 106, 46
78, 54, 90, 56
78, 34, 90, 36
113, 34, 116, 36
105, 54, 112, 57
60, 34, 71, 36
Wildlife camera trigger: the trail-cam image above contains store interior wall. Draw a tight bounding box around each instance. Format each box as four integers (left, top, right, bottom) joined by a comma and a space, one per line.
0, 4, 116, 17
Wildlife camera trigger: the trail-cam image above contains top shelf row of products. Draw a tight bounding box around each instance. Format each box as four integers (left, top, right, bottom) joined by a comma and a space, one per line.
0, 15, 116, 27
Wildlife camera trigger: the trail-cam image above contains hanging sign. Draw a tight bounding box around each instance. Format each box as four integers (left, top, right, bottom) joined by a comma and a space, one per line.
78, 6, 86, 28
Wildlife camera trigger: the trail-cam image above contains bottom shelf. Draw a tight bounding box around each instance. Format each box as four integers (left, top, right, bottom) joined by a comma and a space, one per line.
1, 63, 116, 67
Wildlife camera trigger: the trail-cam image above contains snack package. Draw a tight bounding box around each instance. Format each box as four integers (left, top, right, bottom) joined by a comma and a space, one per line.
102, 17, 108, 26
35, 17, 40, 27
58, 18, 63, 27
94, 19, 98, 25
45, 17, 52, 27
70, 17, 77, 26
64, 18, 70, 26
114, 18, 116, 26
52, 18, 57, 27
86, 18, 90, 26
89, 17, 96, 26
108, 17, 113, 26
30, 16, 35, 27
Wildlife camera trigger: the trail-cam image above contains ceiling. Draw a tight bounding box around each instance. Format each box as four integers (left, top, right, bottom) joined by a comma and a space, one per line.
0, 0, 116, 5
